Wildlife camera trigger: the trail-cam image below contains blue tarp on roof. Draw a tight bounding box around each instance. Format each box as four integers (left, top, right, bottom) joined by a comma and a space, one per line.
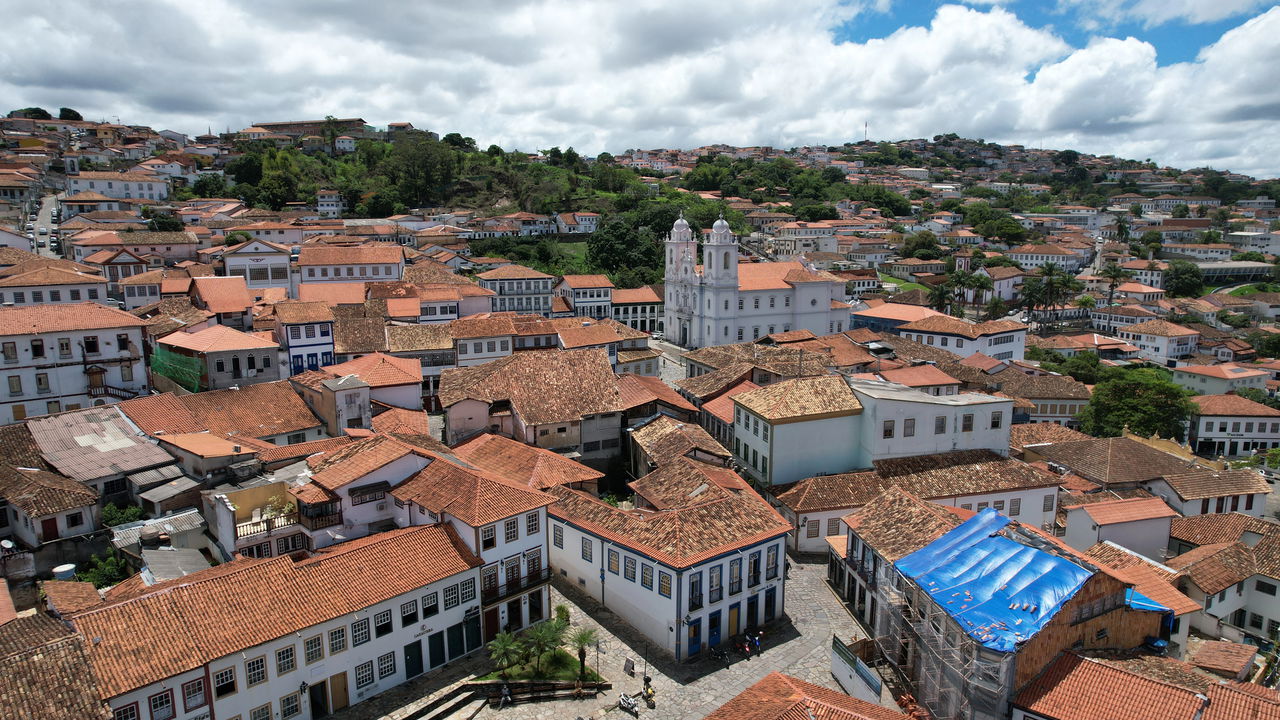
1125, 588, 1170, 614
895, 508, 1093, 653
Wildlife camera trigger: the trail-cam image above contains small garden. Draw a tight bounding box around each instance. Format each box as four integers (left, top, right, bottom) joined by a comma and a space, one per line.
480, 606, 603, 683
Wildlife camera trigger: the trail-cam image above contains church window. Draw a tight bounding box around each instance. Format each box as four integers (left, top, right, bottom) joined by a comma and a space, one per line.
769, 296, 775, 308
723, 251, 729, 268
737, 328, 744, 341
738, 299, 743, 310
785, 296, 791, 307
753, 298, 759, 309
724, 299, 729, 310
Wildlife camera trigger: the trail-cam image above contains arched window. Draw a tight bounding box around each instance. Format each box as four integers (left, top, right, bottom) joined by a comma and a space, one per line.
723, 251, 730, 268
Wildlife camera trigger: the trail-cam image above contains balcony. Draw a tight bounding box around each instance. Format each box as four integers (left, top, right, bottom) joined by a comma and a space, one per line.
688, 593, 703, 612
729, 579, 742, 595
300, 512, 342, 531
481, 567, 551, 605
88, 384, 138, 401
748, 572, 761, 588
235, 512, 299, 539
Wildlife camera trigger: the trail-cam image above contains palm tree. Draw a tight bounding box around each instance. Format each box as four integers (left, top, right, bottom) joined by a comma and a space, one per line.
1074, 295, 1096, 310
1020, 276, 1046, 327
927, 282, 952, 313
983, 296, 1009, 321
569, 626, 599, 680
966, 273, 994, 308
1099, 262, 1134, 308
487, 631, 524, 680
525, 619, 567, 676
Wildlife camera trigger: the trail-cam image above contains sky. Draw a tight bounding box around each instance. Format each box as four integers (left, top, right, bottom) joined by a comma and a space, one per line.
3, 1, 1279, 177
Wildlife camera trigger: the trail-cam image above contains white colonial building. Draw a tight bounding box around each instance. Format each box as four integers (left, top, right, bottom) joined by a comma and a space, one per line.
0, 303, 149, 423
664, 215, 847, 349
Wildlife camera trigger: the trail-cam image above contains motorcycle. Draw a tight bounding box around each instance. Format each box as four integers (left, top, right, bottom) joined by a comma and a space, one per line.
709, 646, 730, 665
618, 693, 639, 716
642, 685, 656, 709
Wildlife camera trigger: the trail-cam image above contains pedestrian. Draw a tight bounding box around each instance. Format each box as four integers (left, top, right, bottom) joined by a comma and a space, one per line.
499, 683, 512, 709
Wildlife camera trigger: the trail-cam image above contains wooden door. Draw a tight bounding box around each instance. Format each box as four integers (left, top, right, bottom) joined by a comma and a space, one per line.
40, 517, 59, 541
728, 603, 740, 636
483, 607, 500, 643
328, 672, 348, 711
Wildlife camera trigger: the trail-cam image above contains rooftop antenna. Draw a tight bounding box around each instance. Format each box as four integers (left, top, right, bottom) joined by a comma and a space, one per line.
864, 122, 868, 143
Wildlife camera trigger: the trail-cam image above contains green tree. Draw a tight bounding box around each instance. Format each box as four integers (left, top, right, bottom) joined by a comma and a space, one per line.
192, 173, 228, 198
1165, 260, 1204, 297
1234, 252, 1267, 262
1044, 351, 1104, 384
569, 626, 599, 680
1171, 203, 1190, 219
1074, 294, 1096, 310
1216, 310, 1251, 329
77, 551, 132, 588
1078, 369, 1196, 439
58, 107, 83, 121
524, 619, 567, 676
257, 171, 298, 209
1237, 387, 1280, 411
224, 230, 252, 247
1026, 345, 1065, 364
101, 502, 144, 527
902, 230, 938, 259
487, 631, 524, 680
1130, 203, 1143, 217
983, 296, 1009, 321
9, 107, 51, 120
147, 214, 184, 232
1099, 262, 1134, 307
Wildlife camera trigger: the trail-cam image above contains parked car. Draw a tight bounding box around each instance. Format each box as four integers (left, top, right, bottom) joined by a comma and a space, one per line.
37, 226, 48, 235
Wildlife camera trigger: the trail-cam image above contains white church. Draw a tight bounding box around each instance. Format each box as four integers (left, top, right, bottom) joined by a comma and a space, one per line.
663, 214, 850, 349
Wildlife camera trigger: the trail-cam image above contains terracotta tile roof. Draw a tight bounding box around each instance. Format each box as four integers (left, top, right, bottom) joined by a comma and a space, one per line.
675, 363, 757, 402
68, 525, 481, 700
451, 433, 602, 490
559, 274, 614, 289
1203, 683, 1280, 720
297, 282, 368, 305
704, 672, 908, 720
1008, 423, 1091, 451
308, 434, 418, 491
117, 393, 205, 435
1189, 641, 1257, 677
157, 324, 278, 353
611, 286, 661, 304
40, 580, 103, 615
842, 487, 961, 562
392, 451, 555, 525
253, 435, 356, 465
736, 261, 840, 291
616, 373, 697, 413
0, 302, 145, 336
897, 315, 1027, 339
323, 352, 420, 387
776, 471, 888, 514
297, 245, 403, 265
1031, 437, 1202, 486
547, 467, 790, 569
701, 380, 761, 423
1085, 541, 1176, 580
1167, 542, 1257, 595
1157, 468, 1270, 501
1170, 513, 1279, 548
735, 375, 861, 423
0, 423, 47, 469
271, 300, 334, 324
558, 322, 622, 349
176, 381, 321, 438
27, 408, 175, 482
1177, 364, 1268, 380
0, 615, 108, 720
1070, 497, 1178, 525
872, 334, 962, 364
1120, 319, 1199, 337
191, 276, 253, 314
332, 316, 388, 353
628, 458, 750, 511
852, 303, 946, 323
873, 364, 960, 387
0, 266, 107, 288
630, 415, 729, 466
386, 324, 453, 352
370, 407, 431, 435
439, 349, 621, 425
476, 264, 551, 280
1191, 394, 1280, 417
0, 466, 98, 517
1014, 652, 1204, 720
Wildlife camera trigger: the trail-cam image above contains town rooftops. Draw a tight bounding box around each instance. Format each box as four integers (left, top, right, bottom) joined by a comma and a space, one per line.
296, 244, 403, 265
611, 286, 662, 304
120, 382, 320, 439
323, 352, 420, 387
27, 407, 175, 482
1013, 652, 1208, 720
0, 615, 108, 720
476, 264, 551, 280
843, 487, 962, 562
157, 324, 277, 353
1070, 497, 1179, 525
1170, 512, 1278, 548
734, 375, 862, 423
1177, 364, 1268, 380
703, 672, 908, 720
438, 349, 620, 426
1008, 422, 1091, 452
558, 274, 614, 289
897, 315, 1027, 339
547, 465, 790, 569
1029, 437, 1201, 486
450, 433, 603, 490
1189, 641, 1257, 678
1119, 319, 1198, 337
0, 466, 98, 517
630, 414, 728, 466
1157, 468, 1270, 501
852, 303, 947, 323
389, 448, 556, 525
191, 276, 253, 314
67, 525, 481, 700
271, 300, 335, 324
1166, 542, 1257, 595
0, 302, 145, 336
1190, 393, 1280, 417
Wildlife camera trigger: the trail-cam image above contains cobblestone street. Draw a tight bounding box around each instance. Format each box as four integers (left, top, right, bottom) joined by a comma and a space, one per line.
327, 558, 871, 720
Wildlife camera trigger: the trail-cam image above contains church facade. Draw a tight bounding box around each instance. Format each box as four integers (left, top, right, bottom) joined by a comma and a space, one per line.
663, 215, 849, 349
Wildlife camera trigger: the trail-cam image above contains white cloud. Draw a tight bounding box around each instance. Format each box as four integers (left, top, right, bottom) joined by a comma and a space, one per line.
1, 1, 1277, 176
1057, 0, 1274, 27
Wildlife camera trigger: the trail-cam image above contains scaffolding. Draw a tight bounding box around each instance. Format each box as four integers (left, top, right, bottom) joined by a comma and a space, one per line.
871, 570, 1013, 720
149, 345, 204, 392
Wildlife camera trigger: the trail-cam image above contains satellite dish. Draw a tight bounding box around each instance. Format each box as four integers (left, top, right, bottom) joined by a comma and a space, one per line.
1, 540, 14, 550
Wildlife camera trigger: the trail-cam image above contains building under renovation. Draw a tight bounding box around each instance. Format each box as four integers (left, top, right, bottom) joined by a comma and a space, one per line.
834, 489, 1171, 720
